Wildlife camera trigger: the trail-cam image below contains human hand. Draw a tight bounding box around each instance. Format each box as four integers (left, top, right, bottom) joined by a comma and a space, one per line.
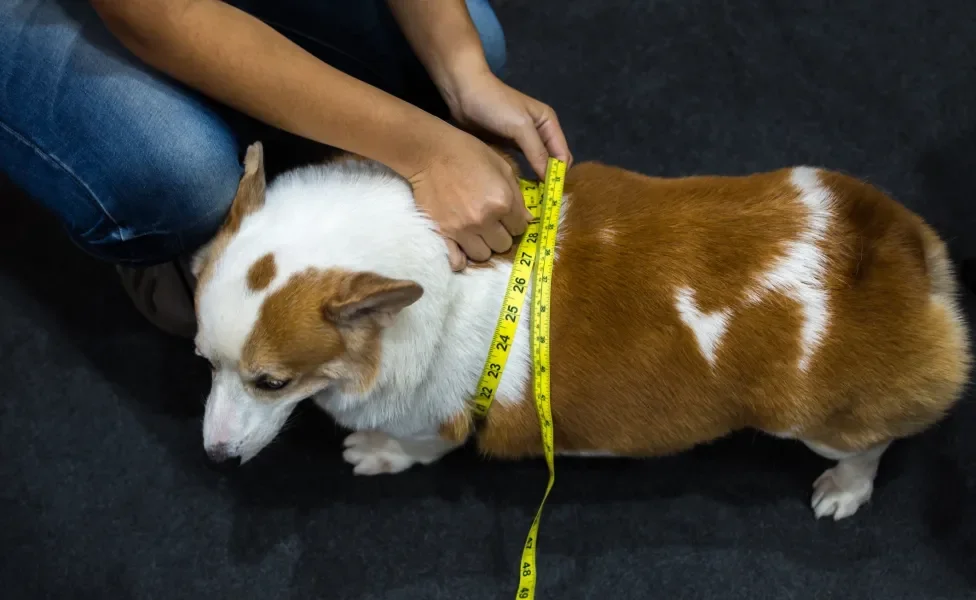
440, 69, 573, 181
407, 127, 534, 271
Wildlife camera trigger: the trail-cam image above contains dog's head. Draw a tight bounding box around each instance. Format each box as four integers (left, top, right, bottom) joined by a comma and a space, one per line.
190, 143, 424, 464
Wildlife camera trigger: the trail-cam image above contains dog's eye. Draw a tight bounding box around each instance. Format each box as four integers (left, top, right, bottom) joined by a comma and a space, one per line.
254, 375, 290, 391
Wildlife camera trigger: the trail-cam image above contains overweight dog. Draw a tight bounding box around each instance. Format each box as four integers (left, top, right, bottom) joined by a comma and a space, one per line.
191, 142, 970, 520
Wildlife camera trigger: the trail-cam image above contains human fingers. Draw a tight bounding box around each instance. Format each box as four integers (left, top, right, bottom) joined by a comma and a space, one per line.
479, 221, 514, 254
455, 230, 493, 264
509, 115, 551, 180
444, 238, 467, 272
499, 177, 532, 237
533, 104, 573, 168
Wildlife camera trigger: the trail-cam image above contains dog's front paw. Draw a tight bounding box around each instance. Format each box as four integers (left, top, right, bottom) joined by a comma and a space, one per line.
342, 431, 417, 475
811, 466, 874, 520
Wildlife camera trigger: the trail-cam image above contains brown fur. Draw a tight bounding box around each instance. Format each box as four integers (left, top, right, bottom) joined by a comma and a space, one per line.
246, 253, 277, 291
457, 161, 971, 459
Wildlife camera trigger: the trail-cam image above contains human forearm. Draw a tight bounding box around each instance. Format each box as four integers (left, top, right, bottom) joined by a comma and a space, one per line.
90, 0, 453, 178
386, 0, 491, 106
385, 0, 570, 175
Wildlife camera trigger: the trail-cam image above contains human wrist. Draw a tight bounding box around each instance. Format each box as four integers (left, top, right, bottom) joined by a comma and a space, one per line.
374, 102, 462, 180
384, 0, 493, 113
430, 45, 494, 114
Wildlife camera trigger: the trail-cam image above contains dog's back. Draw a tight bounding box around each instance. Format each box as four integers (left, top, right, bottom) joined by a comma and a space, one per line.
474, 162, 971, 460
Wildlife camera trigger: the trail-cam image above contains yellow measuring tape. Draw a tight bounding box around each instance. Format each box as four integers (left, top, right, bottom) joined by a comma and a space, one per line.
473, 157, 566, 600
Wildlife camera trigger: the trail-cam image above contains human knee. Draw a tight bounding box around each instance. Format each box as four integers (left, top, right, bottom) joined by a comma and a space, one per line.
465, 0, 507, 76
71, 127, 242, 267
0, 0, 243, 267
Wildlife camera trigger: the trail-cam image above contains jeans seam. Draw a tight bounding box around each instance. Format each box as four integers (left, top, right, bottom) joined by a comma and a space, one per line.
0, 116, 125, 241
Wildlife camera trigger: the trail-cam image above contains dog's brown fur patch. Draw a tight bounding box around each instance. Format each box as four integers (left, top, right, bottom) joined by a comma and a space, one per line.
246, 253, 277, 292
240, 268, 422, 396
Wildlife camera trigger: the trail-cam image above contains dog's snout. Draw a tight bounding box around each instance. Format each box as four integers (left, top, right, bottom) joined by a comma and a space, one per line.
206, 443, 232, 463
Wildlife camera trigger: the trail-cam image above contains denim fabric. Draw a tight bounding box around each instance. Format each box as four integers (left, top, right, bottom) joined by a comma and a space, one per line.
0, 0, 507, 266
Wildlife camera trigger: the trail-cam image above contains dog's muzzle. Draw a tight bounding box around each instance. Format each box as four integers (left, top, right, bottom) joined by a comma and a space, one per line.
205, 443, 233, 463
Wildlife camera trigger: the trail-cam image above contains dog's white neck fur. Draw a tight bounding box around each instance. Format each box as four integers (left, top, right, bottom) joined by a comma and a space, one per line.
199, 159, 534, 439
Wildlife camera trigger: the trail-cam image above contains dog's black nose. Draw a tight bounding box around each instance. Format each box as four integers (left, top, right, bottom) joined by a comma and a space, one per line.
206, 443, 232, 463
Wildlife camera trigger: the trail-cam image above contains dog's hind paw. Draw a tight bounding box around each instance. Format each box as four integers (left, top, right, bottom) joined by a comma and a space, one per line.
811, 466, 874, 520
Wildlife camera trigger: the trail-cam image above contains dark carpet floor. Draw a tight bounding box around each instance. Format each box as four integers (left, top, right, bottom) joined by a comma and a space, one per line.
3, 1, 976, 598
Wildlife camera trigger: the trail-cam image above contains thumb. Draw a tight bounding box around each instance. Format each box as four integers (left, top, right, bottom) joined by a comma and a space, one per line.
511, 123, 550, 181
510, 176, 533, 224
445, 238, 467, 272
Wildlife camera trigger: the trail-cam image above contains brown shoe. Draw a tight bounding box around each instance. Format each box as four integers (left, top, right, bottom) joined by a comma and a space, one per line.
117, 259, 197, 339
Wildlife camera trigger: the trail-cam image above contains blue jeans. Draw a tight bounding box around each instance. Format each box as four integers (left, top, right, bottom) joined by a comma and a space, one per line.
0, 0, 507, 266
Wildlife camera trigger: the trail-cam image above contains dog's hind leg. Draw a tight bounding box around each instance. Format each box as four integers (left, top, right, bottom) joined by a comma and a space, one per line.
802, 439, 891, 520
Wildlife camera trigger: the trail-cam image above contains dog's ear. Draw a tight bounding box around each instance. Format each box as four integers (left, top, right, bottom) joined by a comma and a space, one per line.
225, 141, 267, 234
189, 239, 213, 279
322, 272, 424, 328
190, 142, 267, 279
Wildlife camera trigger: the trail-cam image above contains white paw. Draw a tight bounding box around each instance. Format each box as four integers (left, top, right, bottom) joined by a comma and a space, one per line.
811, 466, 874, 520
342, 431, 416, 476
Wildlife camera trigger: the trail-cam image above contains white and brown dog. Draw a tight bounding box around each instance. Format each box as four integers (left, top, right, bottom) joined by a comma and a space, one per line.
191, 142, 971, 520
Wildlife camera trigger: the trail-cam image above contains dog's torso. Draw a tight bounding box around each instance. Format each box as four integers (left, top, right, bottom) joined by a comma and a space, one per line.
462, 162, 969, 459
297, 160, 969, 462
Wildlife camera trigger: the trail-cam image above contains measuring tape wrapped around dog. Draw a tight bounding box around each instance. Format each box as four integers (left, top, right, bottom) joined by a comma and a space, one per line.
473, 157, 566, 600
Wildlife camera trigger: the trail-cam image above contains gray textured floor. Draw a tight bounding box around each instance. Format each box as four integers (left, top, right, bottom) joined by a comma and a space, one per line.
3, 1, 976, 598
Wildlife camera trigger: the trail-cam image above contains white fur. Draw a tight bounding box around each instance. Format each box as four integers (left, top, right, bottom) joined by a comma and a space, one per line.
341, 430, 458, 475
674, 286, 731, 366
746, 166, 832, 371
195, 159, 564, 462
755, 430, 888, 519
201, 368, 297, 463
673, 167, 831, 371
763, 427, 802, 440
597, 225, 617, 244
804, 440, 889, 520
